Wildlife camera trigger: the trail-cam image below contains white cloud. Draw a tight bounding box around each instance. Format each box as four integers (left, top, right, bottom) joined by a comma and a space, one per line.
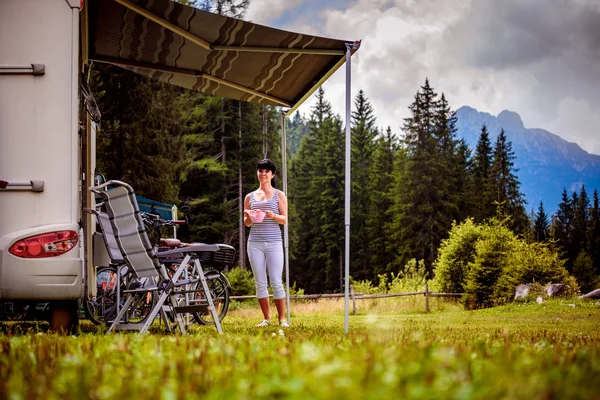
552, 98, 600, 155
252, 0, 600, 155
245, 0, 303, 25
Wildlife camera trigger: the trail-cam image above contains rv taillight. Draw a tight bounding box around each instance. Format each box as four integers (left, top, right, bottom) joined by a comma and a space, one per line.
9, 231, 78, 258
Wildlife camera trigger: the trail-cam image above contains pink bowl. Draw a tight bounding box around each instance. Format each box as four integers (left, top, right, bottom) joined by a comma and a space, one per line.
249, 210, 265, 223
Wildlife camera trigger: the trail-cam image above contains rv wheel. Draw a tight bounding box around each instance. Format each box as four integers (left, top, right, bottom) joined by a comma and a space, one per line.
49, 301, 79, 334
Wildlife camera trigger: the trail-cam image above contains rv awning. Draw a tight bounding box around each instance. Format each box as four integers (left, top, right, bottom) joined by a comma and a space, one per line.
87, 0, 359, 114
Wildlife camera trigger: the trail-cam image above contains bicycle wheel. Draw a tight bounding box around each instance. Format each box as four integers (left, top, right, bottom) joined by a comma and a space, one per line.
119, 268, 157, 324
83, 266, 118, 325
192, 270, 231, 325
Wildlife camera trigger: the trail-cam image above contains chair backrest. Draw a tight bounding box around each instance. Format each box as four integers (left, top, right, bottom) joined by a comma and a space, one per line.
96, 211, 124, 264
96, 181, 161, 278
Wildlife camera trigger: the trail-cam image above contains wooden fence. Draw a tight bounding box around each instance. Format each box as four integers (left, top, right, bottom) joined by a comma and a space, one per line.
230, 283, 463, 313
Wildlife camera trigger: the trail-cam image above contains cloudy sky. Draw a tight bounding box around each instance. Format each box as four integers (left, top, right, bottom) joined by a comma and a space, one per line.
246, 0, 600, 155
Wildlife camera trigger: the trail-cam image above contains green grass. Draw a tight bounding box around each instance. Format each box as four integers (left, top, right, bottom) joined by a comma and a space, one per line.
1, 298, 599, 399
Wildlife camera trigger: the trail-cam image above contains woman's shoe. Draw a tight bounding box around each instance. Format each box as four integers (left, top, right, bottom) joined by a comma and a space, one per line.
256, 319, 270, 327
279, 320, 290, 328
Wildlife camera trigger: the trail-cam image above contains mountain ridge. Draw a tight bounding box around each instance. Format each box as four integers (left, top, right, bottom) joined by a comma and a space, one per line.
455, 106, 600, 213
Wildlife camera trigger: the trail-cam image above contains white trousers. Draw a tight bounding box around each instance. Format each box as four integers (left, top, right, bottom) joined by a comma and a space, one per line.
247, 241, 285, 300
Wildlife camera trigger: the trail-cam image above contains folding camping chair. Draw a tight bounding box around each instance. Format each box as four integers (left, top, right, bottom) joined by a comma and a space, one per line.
89, 180, 227, 334
86, 209, 164, 327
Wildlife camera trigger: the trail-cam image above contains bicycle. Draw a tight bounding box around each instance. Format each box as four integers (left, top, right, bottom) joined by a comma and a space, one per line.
85, 209, 233, 326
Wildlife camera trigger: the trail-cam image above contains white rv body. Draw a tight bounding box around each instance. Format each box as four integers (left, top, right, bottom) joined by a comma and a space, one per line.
0, 0, 83, 310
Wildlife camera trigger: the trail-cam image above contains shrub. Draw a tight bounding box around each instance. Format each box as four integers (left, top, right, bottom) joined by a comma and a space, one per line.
388, 259, 428, 293
433, 218, 482, 293
352, 260, 428, 296
463, 221, 517, 309
494, 241, 573, 304
351, 277, 384, 295
224, 266, 255, 296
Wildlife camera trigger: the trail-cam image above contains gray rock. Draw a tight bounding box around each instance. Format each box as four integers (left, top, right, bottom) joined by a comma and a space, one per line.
546, 283, 565, 297
580, 288, 600, 299
515, 285, 531, 300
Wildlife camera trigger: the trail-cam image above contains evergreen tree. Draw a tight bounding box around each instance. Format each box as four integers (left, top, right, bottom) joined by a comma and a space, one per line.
455, 138, 474, 222
178, 95, 275, 246
471, 125, 495, 221
489, 129, 528, 232
588, 189, 600, 275
317, 114, 346, 291
183, 0, 250, 18
289, 88, 338, 292
387, 79, 459, 278
350, 90, 378, 281
533, 201, 549, 242
287, 112, 309, 155
368, 127, 399, 279
571, 185, 590, 261
92, 64, 186, 205
551, 189, 573, 270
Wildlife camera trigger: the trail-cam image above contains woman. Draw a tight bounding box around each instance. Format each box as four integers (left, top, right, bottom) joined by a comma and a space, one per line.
244, 158, 289, 328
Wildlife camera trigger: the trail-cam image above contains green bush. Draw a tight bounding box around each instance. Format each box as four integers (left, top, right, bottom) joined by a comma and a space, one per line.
225, 266, 306, 298
351, 277, 384, 295
432, 218, 482, 293
352, 260, 428, 296
494, 241, 574, 304
224, 266, 255, 296
388, 259, 428, 293
463, 221, 517, 309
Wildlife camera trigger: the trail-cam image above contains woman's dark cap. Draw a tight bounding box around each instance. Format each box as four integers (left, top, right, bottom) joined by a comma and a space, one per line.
257, 159, 277, 173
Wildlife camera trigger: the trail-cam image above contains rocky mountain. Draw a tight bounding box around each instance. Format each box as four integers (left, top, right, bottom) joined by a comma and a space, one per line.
455, 106, 600, 214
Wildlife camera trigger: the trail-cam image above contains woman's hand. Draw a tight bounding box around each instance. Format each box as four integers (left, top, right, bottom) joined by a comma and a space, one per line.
265, 210, 276, 219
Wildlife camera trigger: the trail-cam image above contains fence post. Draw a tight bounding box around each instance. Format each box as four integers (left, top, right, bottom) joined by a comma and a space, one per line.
350, 284, 357, 315
425, 282, 430, 313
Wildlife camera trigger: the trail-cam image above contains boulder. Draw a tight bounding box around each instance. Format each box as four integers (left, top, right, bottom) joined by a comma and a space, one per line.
546, 283, 565, 297
514, 285, 531, 300
580, 288, 600, 299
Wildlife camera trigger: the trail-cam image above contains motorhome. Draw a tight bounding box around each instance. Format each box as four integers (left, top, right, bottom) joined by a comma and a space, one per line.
0, 0, 357, 331
0, 0, 86, 329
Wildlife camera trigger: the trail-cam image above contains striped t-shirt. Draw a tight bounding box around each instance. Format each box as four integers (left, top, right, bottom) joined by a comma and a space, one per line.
248, 189, 282, 242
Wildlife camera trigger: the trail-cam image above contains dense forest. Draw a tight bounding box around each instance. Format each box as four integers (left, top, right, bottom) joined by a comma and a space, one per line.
91, 0, 600, 295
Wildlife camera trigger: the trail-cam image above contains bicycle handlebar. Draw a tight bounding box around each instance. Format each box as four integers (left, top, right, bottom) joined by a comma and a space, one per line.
141, 212, 187, 228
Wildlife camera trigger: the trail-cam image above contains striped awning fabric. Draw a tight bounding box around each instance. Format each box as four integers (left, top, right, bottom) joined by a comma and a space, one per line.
88, 0, 360, 114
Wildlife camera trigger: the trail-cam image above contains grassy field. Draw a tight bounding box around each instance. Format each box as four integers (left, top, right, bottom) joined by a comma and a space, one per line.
1, 297, 599, 399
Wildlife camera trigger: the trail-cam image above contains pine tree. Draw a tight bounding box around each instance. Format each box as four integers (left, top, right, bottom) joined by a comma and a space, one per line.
533, 201, 549, 242
387, 79, 459, 278
471, 125, 495, 221
435, 94, 462, 224
368, 127, 399, 279
454, 138, 474, 222
317, 114, 346, 291
551, 189, 573, 270
184, 0, 250, 18
567, 185, 590, 271
289, 88, 337, 292
489, 129, 528, 233
588, 189, 600, 275
287, 112, 309, 155
350, 90, 378, 281
93, 64, 186, 204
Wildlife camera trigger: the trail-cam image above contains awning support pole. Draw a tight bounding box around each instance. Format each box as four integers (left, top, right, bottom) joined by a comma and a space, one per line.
344, 43, 352, 334
281, 111, 291, 323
